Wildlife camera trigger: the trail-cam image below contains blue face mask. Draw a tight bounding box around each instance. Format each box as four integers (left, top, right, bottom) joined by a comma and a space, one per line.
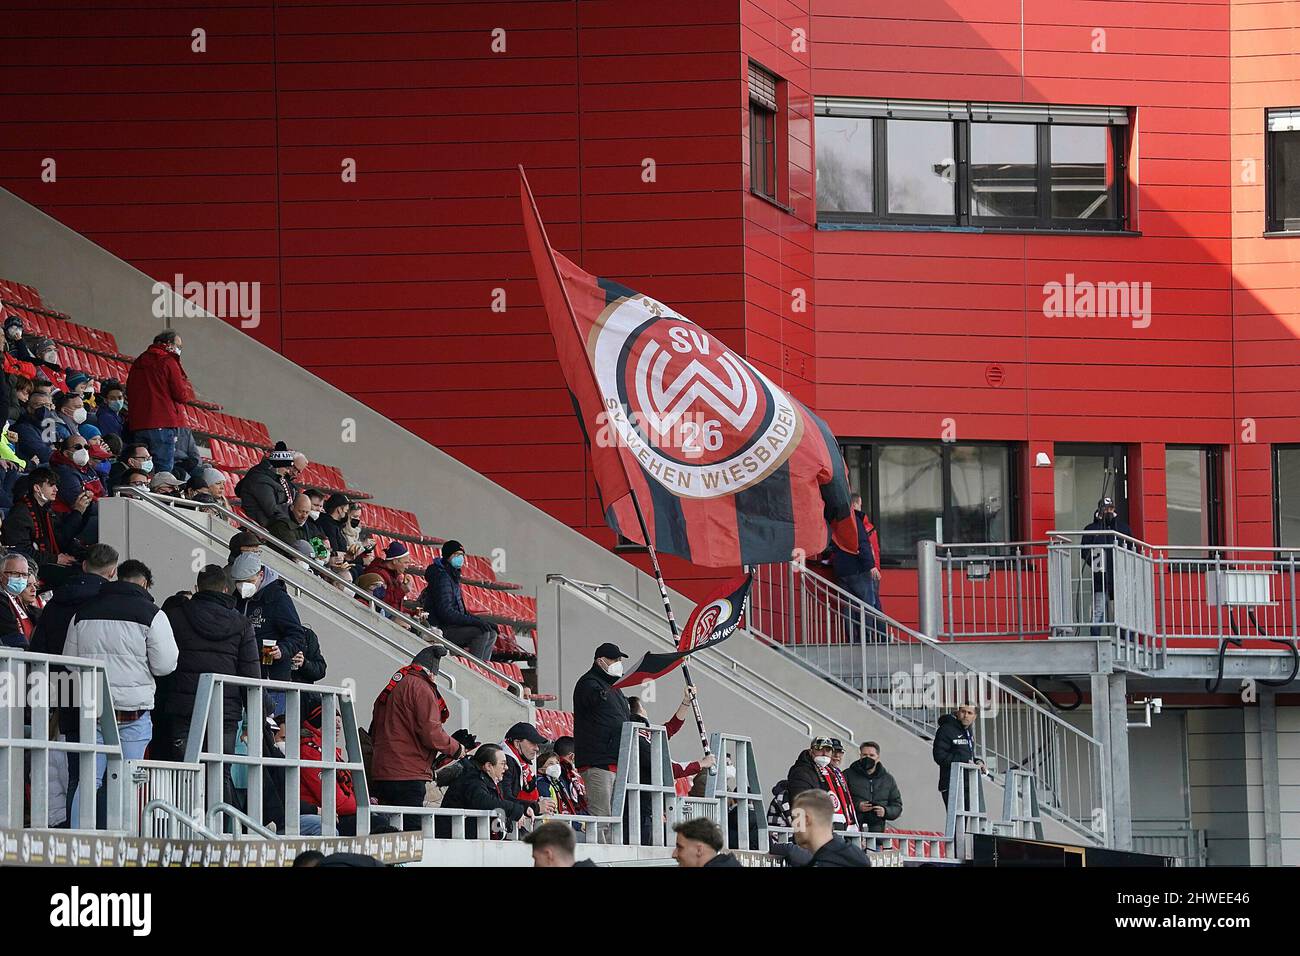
449, 554, 465, 570
5, 575, 28, 596
372, 586, 386, 601
106, 399, 124, 413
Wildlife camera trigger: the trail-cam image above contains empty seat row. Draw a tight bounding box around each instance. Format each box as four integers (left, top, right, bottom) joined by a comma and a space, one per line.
4, 300, 120, 357
183, 405, 272, 448
359, 503, 423, 540
533, 709, 575, 742
461, 584, 537, 627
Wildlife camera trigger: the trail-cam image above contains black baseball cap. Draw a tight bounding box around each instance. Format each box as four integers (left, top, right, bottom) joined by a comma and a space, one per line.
505, 722, 548, 746
830, 738, 845, 753
1099, 496, 1115, 509
594, 642, 628, 660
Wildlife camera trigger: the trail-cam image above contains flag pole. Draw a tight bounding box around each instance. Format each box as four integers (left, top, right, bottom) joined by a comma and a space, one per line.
627, 490, 714, 771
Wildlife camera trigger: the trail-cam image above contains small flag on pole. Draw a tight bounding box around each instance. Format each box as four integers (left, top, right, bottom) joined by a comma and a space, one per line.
615, 572, 753, 689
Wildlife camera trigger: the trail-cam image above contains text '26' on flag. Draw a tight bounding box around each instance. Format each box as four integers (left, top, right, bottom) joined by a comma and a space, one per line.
519, 167, 856, 568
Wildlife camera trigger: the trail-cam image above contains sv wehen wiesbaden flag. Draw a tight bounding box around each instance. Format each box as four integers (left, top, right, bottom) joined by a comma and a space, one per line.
519, 168, 856, 567
616, 572, 753, 688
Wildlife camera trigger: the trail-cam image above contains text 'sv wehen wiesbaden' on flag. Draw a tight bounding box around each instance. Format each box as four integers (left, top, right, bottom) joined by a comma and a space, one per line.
615, 572, 753, 689
519, 167, 857, 567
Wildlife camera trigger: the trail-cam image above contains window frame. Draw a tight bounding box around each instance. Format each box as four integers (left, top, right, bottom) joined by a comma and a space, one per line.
1164, 444, 1224, 555
1273, 445, 1300, 551
750, 99, 778, 203
815, 106, 1128, 233
841, 439, 1022, 567
1266, 110, 1300, 234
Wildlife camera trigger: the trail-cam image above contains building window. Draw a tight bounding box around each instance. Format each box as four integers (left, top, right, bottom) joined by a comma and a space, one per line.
749, 63, 780, 203
1275, 446, 1300, 549
815, 98, 1129, 231
842, 441, 1019, 564
1267, 108, 1300, 233
1165, 446, 1223, 555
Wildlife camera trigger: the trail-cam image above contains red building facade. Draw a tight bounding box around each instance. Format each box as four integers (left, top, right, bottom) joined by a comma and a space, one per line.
2, 0, 1298, 626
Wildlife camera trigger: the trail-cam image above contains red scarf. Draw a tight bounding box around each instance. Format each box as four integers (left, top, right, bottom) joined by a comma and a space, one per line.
22, 492, 61, 559
4, 592, 32, 643
376, 664, 449, 724
504, 741, 539, 803
822, 764, 859, 829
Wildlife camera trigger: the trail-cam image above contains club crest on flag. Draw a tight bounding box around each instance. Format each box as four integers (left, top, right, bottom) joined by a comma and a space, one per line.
687, 597, 733, 649
592, 292, 802, 499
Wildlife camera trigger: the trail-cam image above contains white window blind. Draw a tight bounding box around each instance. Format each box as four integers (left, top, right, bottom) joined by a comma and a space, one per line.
749, 64, 777, 111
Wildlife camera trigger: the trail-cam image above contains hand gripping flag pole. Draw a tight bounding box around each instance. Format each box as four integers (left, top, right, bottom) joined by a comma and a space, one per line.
627, 491, 715, 770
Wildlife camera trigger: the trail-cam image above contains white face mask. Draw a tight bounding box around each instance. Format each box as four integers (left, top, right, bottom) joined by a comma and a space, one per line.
71, 448, 90, 467
236, 581, 257, 599
605, 660, 624, 678
545, 764, 562, 781
309, 509, 321, 521
813, 755, 831, 769
726, 764, 737, 782
273, 740, 286, 756
43, 351, 58, 364
71, 407, 87, 424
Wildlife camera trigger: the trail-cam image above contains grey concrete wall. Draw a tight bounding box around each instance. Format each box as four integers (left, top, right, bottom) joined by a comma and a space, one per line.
1279, 707, 1300, 866
1187, 707, 1254, 865
97, 496, 530, 741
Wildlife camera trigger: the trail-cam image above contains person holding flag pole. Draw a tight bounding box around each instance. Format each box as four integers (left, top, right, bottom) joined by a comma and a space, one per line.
520, 164, 859, 813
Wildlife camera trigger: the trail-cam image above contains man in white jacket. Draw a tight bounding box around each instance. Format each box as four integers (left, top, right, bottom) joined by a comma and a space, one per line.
65, 558, 177, 825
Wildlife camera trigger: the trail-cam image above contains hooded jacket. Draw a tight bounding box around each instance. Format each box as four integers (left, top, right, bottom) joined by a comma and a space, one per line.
291, 624, 327, 685
572, 662, 631, 769
843, 757, 903, 832
932, 713, 976, 792
124, 342, 194, 430
51, 449, 105, 509
14, 407, 56, 465
65, 580, 179, 712
235, 457, 292, 529
369, 662, 459, 781
422, 557, 483, 628
300, 721, 358, 818
236, 566, 306, 681
28, 572, 108, 657
160, 589, 260, 727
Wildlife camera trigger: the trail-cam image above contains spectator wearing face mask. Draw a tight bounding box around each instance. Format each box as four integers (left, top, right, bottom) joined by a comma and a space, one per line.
28, 337, 68, 392
95, 380, 126, 438
107, 442, 153, 493
3, 315, 34, 361
535, 750, 582, 816
784, 735, 857, 830
300, 487, 326, 537
49, 391, 87, 444
844, 741, 903, 833
78, 426, 115, 482
125, 330, 193, 473
64, 371, 98, 421
340, 502, 363, 550
364, 540, 413, 614
313, 494, 353, 556
234, 443, 299, 529
14, 390, 59, 466
573, 642, 631, 834
298, 704, 359, 836
114, 469, 152, 495
0, 552, 39, 648
422, 539, 497, 661
2, 467, 91, 570
51, 433, 105, 510
5, 374, 33, 430
149, 471, 182, 496
370, 645, 463, 830
229, 551, 307, 716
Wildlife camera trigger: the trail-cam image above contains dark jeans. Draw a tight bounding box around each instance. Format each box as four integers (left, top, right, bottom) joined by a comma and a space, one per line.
840, 572, 886, 642
372, 779, 427, 832
134, 427, 177, 473
441, 623, 497, 662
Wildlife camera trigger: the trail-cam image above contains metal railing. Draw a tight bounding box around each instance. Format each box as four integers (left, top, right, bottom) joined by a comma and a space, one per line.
748, 561, 1107, 845
0, 648, 125, 832
128, 760, 206, 839
701, 732, 768, 851
547, 574, 855, 741
934, 542, 1052, 640
1132, 824, 1206, 867
117, 488, 527, 701
185, 672, 369, 838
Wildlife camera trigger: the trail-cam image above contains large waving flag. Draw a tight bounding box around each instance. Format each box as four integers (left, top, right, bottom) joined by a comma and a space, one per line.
616, 573, 753, 689
519, 167, 855, 567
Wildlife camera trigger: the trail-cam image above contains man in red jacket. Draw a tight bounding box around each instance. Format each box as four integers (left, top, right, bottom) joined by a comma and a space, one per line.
125, 330, 194, 474
370, 644, 463, 830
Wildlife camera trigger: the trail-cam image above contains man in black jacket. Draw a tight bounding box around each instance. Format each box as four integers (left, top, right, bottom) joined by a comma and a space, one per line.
844, 740, 903, 832
785, 735, 835, 803
233, 445, 298, 529
290, 624, 327, 685
159, 565, 261, 758
772, 790, 871, 868
439, 744, 535, 839
673, 817, 742, 868
315, 493, 354, 556
229, 552, 306, 717
933, 704, 984, 807
1081, 496, 1135, 635
573, 642, 631, 835
422, 540, 497, 661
